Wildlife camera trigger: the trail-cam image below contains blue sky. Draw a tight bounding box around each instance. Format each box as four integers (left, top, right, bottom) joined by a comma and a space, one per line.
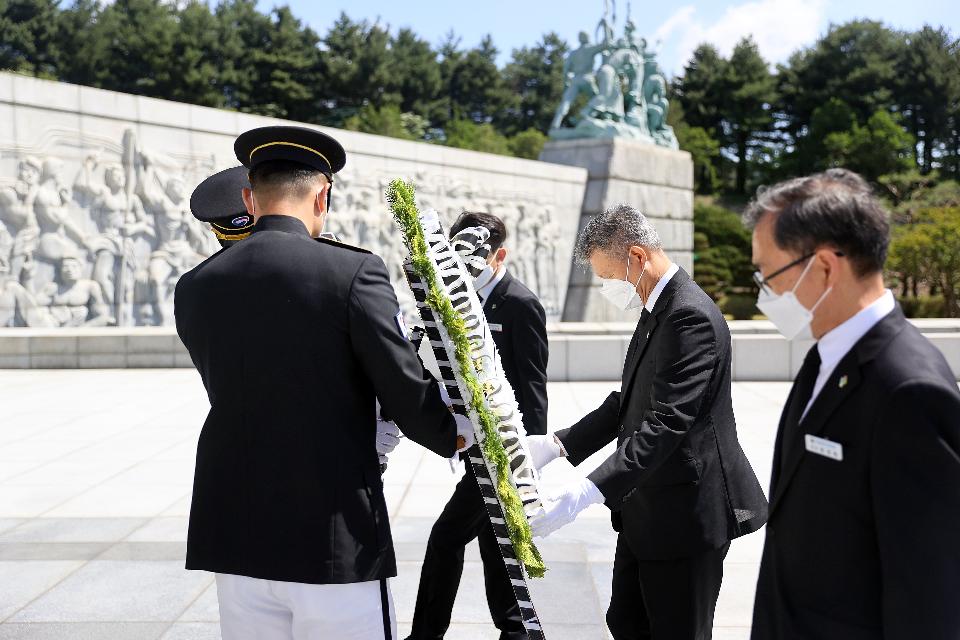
258, 0, 959, 76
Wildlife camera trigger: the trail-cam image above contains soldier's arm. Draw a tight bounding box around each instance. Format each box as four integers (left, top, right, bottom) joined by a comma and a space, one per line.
348, 254, 458, 457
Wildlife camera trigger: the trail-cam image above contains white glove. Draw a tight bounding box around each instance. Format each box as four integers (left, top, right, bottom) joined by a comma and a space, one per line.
376, 419, 401, 465
526, 434, 565, 470
437, 382, 452, 409
453, 413, 475, 452
529, 476, 605, 538
449, 413, 476, 473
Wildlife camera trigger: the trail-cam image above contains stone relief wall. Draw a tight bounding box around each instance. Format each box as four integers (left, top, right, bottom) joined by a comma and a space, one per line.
0, 73, 587, 328
330, 165, 572, 323
0, 129, 219, 327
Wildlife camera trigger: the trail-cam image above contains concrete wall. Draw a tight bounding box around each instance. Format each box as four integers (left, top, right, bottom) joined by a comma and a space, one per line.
539, 139, 694, 323
4, 320, 959, 381
0, 72, 586, 325
545, 320, 960, 382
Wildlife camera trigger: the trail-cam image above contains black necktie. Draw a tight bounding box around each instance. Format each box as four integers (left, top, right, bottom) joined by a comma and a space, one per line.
779, 345, 821, 470
624, 309, 651, 368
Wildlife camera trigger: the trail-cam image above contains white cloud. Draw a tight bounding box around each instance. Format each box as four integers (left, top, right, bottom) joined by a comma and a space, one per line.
654, 0, 827, 75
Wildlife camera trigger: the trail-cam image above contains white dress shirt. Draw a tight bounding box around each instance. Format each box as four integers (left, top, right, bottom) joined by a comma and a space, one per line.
477, 265, 507, 307
644, 262, 679, 313
802, 289, 896, 419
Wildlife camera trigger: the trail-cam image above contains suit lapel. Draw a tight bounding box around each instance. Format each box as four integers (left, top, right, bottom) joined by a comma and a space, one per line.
768, 306, 908, 514
769, 352, 861, 513
483, 271, 511, 318
619, 269, 690, 413
621, 312, 658, 389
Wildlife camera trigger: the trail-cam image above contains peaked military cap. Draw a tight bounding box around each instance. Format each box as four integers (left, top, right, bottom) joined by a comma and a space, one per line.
189, 166, 254, 244
234, 126, 347, 177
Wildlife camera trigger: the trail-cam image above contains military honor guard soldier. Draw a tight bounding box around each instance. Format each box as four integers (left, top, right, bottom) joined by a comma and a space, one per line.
189, 164, 403, 467
406, 212, 549, 640
175, 126, 474, 640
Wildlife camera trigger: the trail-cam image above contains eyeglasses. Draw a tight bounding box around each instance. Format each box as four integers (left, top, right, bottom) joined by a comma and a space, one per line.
753, 251, 844, 294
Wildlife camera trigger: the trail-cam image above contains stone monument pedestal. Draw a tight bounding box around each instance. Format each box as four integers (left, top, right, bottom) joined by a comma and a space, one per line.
540, 138, 694, 322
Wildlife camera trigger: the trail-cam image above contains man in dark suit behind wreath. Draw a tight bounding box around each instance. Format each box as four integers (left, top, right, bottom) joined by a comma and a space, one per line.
525, 204, 769, 640
406, 211, 549, 640
745, 168, 960, 640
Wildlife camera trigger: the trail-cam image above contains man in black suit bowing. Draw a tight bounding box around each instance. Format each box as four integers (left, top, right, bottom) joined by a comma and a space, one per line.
406, 212, 548, 640
526, 204, 768, 640
746, 168, 960, 639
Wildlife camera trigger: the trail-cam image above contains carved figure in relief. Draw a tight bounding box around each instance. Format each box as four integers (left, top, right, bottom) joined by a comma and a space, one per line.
0, 251, 29, 327
34, 159, 88, 263
1, 128, 572, 326
0, 156, 42, 281
20, 254, 111, 327
537, 207, 564, 312
73, 155, 154, 318
136, 153, 208, 325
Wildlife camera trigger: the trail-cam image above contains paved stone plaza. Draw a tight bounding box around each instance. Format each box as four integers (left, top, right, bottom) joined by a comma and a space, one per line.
0, 370, 789, 639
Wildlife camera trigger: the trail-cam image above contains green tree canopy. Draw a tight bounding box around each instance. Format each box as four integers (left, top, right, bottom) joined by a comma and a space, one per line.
673, 44, 727, 135
890, 206, 960, 316
497, 33, 568, 136
443, 118, 510, 155
318, 13, 391, 125
2, 5, 957, 177
0, 0, 61, 77
722, 37, 777, 193
778, 20, 906, 174
896, 26, 960, 173
822, 109, 915, 181
384, 28, 443, 121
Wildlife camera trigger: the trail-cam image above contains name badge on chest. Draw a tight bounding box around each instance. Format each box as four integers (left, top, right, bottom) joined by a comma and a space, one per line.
804, 434, 843, 461
488, 323, 503, 332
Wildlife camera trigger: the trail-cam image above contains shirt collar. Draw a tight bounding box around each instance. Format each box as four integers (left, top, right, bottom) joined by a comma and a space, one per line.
644, 262, 679, 313
253, 214, 312, 237
816, 289, 896, 371
478, 266, 508, 305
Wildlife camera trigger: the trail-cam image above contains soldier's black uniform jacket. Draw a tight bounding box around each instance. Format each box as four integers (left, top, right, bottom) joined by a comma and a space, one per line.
175, 214, 457, 585
484, 271, 548, 436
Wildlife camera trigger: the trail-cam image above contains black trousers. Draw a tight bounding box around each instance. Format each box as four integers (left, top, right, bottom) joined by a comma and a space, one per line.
407, 464, 525, 640
606, 534, 730, 640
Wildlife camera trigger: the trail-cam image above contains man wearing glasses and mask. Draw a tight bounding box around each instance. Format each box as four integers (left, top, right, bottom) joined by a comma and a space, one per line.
746, 168, 960, 639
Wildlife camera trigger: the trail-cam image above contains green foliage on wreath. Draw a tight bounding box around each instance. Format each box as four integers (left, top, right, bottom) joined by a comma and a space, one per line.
387, 178, 546, 578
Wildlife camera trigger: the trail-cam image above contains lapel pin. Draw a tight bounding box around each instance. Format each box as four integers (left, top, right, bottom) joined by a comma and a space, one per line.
839, 375, 848, 389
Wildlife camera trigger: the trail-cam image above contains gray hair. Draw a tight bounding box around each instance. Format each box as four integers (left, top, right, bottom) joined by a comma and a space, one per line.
574, 204, 662, 265
743, 168, 889, 276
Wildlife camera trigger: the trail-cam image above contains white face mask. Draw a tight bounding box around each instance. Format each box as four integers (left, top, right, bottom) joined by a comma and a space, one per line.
599, 256, 646, 311
473, 264, 496, 291
756, 257, 832, 340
